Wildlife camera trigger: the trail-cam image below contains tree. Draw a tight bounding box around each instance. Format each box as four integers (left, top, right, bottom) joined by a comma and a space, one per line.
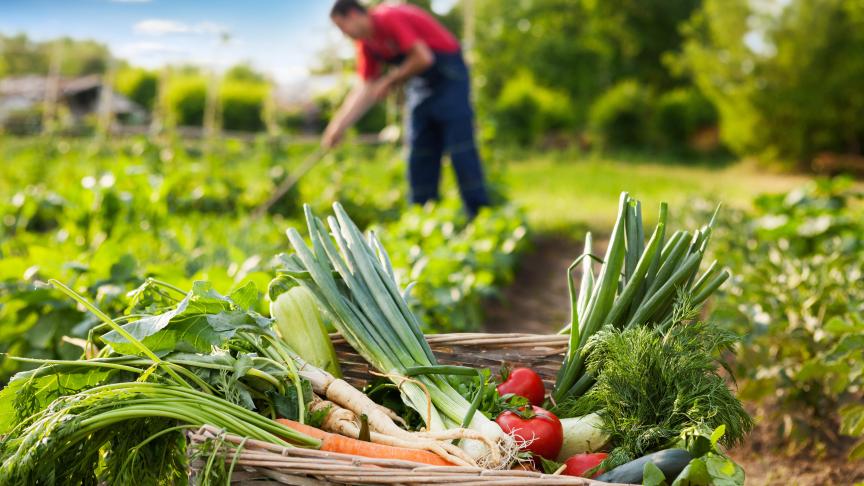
473, 0, 609, 125
585, 0, 701, 90
224, 64, 266, 83
679, 0, 864, 167
472, 0, 702, 128
0, 34, 110, 76
0, 34, 49, 74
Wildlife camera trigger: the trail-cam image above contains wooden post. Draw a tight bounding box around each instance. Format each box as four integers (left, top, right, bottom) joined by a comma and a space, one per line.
463, 0, 476, 98
97, 55, 116, 139
150, 65, 169, 136
463, 0, 475, 63
263, 75, 280, 138
42, 41, 63, 135
203, 66, 220, 141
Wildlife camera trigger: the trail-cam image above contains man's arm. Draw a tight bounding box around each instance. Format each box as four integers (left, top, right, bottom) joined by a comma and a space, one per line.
322, 81, 377, 148
322, 42, 434, 148
372, 42, 434, 99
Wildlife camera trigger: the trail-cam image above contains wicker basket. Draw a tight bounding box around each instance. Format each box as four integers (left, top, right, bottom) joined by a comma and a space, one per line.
188, 333, 627, 485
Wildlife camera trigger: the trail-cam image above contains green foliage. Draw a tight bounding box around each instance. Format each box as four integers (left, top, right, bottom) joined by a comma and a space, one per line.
473, 0, 606, 129
589, 80, 653, 148
0, 33, 110, 76
220, 80, 268, 132
0, 106, 43, 136
115, 67, 158, 111
653, 88, 717, 150
670, 426, 745, 486
679, 0, 864, 168
568, 320, 751, 468
0, 136, 527, 382
689, 177, 864, 454
376, 201, 530, 332
224, 63, 266, 83
165, 75, 207, 127
473, 0, 702, 144
493, 71, 574, 146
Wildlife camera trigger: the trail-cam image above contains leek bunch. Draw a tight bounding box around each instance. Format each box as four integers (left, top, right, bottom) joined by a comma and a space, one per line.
277, 203, 512, 465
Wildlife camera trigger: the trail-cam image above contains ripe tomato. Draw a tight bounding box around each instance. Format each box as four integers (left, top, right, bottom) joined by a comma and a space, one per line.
496, 367, 545, 406
563, 453, 608, 478
495, 405, 563, 460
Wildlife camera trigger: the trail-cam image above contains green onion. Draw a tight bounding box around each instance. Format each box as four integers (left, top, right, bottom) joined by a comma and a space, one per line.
0, 382, 320, 484
553, 193, 728, 404
278, 203, 511, 464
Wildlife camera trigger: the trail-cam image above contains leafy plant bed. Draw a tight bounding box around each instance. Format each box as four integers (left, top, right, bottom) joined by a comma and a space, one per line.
684, 177, 864, 459
1, 195, 750, 485
0, 136, 529, 382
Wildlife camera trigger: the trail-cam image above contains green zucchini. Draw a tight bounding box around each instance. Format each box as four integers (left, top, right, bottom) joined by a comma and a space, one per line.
595, 448, 692, 484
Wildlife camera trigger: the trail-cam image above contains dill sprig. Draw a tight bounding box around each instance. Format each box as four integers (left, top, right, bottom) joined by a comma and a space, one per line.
555, 299, 752, 468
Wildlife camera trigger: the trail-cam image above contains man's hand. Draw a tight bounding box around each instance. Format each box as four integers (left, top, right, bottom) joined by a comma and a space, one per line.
322, 122, 345, 149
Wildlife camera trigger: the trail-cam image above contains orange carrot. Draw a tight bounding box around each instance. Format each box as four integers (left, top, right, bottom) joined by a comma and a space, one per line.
276, 419, 454, 466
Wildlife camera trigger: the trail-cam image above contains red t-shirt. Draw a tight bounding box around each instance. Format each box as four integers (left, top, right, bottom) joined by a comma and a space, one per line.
356, 4, 460, 80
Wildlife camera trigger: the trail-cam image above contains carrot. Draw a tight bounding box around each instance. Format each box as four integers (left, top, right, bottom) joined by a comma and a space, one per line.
276, 419, 454, 466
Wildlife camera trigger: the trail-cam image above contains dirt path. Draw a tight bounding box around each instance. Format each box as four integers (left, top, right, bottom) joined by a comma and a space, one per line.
482, 236, 864, 486
482, 235, 593, 334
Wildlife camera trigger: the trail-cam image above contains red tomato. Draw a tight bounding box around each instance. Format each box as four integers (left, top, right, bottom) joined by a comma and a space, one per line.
496, 367, 545, 406
495, 405, 563, 460
563, 453, 608, 478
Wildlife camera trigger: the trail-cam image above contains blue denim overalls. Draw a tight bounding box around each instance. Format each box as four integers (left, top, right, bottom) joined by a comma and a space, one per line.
381, 50, 491, 216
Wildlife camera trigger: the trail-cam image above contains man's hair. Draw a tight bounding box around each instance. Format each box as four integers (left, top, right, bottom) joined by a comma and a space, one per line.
331, 0, 367, 17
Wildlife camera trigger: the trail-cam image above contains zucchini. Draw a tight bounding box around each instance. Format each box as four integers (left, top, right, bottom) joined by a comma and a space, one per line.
595, 448, 692, 484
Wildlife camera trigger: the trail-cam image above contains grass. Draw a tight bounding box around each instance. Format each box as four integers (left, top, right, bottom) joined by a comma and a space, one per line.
497, 150, 813, 234
0, 135, 814, 238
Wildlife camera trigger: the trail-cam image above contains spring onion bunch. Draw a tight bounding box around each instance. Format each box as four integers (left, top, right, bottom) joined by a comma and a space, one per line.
278, 203, 512, 466
0, 382, 320, 485
553, 192, 729, 403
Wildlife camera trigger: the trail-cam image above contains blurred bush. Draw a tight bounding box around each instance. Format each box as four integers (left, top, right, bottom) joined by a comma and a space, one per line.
1, 107, 43, 136
165, 75, 206, 127
114, 67, 158, 111
589, 80, 653, 148
652, 87, 718, 151
220, 80, 268, 132
679, 0, 864, 169
493, 71, 573, 146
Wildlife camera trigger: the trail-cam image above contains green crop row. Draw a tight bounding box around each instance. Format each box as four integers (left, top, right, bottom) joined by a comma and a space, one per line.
686, 178, 863, 460
0, 136, 528, 383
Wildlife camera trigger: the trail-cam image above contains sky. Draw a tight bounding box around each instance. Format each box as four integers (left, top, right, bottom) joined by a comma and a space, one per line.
0, 0, 461, 82
0, 0, 346, 83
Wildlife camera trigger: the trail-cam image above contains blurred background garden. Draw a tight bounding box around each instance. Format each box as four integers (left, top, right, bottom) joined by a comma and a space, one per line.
1, 0, 862, 483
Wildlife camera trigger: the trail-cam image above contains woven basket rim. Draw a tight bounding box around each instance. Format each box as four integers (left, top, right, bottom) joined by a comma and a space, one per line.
330, 331, 570, 347
190, 332, 629, 485
189, 425, 628, 486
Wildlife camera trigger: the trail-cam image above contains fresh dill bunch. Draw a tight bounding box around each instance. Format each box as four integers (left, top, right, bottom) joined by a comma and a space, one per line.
572, 319, 752, 467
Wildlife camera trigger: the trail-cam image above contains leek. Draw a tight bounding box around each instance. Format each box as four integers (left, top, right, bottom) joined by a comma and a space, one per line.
553, 193, 727, 404
277, 203, 512, 467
